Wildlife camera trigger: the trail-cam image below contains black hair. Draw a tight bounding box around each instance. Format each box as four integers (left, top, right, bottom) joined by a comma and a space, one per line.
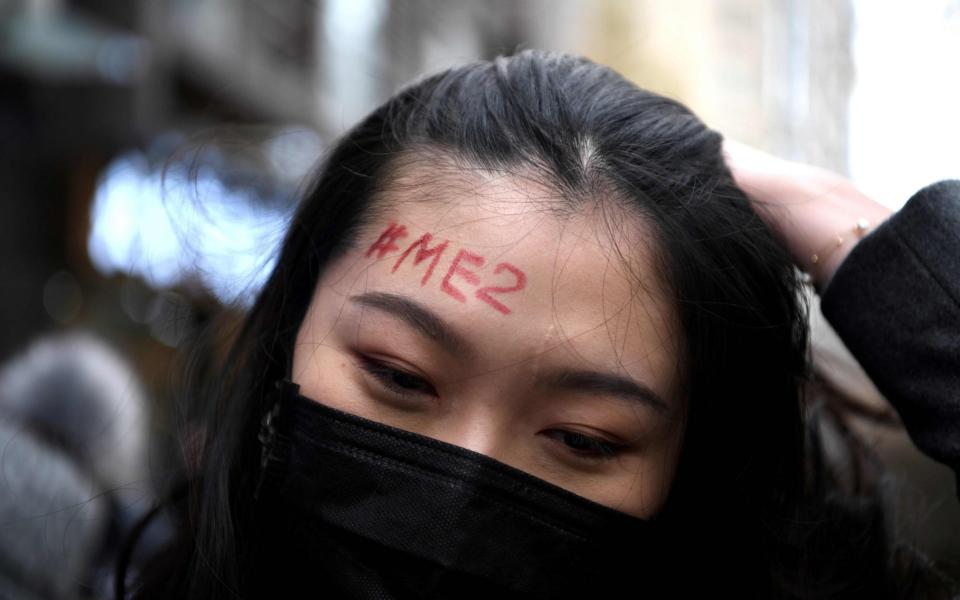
122, 50, 949, 598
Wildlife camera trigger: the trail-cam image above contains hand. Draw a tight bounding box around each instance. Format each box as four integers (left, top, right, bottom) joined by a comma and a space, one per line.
722, 140, 894, 291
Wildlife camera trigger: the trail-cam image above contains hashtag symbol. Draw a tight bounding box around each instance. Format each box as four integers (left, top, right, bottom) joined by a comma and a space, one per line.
365, 222, 408, 259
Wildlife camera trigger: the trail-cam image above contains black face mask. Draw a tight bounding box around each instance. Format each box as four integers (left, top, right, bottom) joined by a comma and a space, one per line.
249, 379, 666, 599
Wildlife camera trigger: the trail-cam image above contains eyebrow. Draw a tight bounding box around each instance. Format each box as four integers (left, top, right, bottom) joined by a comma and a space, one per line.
541, 369, 670, 413
348, 291, 669, 412
349, 292, 476, 360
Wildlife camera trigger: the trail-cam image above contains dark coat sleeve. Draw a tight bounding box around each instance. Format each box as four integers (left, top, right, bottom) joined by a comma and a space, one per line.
819, 180, 960, 490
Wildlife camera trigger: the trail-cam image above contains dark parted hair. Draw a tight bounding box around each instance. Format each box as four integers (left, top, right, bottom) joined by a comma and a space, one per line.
123, 50, 931, 598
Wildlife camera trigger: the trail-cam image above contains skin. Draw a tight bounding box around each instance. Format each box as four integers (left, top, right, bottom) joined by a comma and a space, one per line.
292, 170, 686, 519
723, 140, 894, 291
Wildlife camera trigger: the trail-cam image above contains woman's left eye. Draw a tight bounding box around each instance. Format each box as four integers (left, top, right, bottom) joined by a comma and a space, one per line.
357, 355, 437, 399
543, 430, 625, 462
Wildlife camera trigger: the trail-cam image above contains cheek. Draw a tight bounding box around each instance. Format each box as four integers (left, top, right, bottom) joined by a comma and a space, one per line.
292, 278, 367, 415
581, 422, 686, 519
292, 327, 358, 413
639, 425, 686, 516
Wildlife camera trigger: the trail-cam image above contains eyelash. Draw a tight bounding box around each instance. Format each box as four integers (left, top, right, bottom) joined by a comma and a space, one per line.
356, 355, 626, 463
542, 430, 625, 462
357, 355, 438, 400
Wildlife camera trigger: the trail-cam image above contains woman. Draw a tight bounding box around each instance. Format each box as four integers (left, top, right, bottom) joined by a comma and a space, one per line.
123, 50, 960, 598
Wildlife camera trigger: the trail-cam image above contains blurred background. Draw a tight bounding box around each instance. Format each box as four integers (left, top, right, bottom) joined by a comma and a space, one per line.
1, 0, 958, 596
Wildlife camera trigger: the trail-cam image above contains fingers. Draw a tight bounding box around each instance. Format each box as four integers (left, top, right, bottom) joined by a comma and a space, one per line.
720, 138, 894, 289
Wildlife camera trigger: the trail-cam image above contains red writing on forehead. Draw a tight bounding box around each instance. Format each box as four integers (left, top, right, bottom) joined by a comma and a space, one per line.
366, 222, 408, 259
441, 249, 484, 303
368, 222, 527, 316
475, 263, 526, 315
391, 233, 449, 286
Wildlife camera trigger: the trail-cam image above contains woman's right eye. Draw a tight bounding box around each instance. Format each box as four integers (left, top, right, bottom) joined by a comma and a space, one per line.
356, 355, 438, 401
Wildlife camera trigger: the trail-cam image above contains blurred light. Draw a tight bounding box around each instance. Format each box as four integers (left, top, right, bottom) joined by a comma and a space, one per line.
42, 270, 82, 324
323, 0, 388, 125
267, 127, 324, 182
87, 151, 294, 306
324, 0, 388, 42
119, 278, 158, 324
850, 0, 960, 207
95, 36, 149, 84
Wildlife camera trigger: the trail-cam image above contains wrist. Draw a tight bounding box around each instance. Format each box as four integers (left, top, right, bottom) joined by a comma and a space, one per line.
809, 219, 871, 290
810, 208, 893, 290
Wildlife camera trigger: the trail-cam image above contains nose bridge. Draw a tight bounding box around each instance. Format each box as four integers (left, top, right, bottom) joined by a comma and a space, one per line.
440, 399, 515, 461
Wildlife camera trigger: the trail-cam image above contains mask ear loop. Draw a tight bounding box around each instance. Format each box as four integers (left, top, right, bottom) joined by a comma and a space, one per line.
254, 379, 299, 502
254, 340, 299, 502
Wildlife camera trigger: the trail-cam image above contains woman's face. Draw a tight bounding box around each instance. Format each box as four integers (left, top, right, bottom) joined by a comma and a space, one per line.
293, 169, 686, 518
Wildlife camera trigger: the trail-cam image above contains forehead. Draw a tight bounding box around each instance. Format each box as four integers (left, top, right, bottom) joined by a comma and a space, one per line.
322, 171, 683, 402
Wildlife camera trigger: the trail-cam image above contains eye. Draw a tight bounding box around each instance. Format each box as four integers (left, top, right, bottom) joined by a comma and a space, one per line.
543, 429, 626, 462
356, 355, 437, 401
356, 355, 626, 464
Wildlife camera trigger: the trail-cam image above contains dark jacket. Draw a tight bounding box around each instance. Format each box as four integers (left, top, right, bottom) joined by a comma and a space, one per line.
821, 180, 960, 491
